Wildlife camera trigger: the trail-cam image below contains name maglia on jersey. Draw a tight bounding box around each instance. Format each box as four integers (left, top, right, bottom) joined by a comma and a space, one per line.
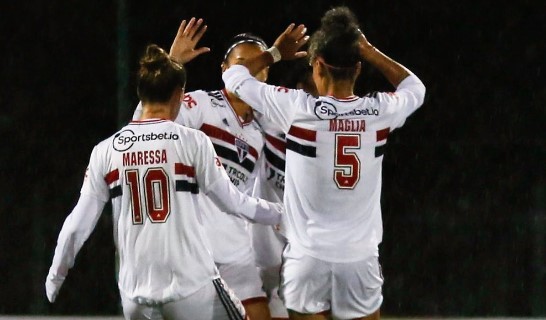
224, 65, 426, 262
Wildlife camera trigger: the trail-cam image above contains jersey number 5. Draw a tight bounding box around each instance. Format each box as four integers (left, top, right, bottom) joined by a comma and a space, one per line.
126, 168, 170, 224
333, 134, 361, 189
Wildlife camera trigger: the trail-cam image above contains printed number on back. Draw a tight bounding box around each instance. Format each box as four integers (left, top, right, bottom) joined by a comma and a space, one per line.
333, 134, 361, 189
126, 168, 170, 224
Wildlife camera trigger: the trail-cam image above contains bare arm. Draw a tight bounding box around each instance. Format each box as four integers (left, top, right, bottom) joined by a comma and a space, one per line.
358, 31, 410, 88
169, 17, 210, 64
234, 23, 309, 77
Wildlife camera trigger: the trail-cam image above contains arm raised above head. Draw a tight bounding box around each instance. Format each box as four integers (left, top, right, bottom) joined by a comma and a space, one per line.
227, 23, 309, 77
358, 30, 416, 89
169, 17, 211, 65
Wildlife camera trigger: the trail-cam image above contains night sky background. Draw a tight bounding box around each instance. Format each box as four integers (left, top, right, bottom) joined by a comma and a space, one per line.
1, 0, 544, 316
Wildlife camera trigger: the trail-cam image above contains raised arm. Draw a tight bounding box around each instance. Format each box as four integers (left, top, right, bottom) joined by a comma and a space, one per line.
169, 18, 210, 64
357, 31, 410, 88
231, 23, 309, 77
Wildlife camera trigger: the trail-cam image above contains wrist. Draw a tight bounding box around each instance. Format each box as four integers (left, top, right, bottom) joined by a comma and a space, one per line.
266, 46, 282, 63
359, 44, 377, 60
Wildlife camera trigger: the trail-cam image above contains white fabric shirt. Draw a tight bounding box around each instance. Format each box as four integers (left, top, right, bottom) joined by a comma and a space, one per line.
253, 115, 286, 203
134, 90, 265, 263
47, 119, 282, 304
224, 65, 425, 262
251, 116, 287, 268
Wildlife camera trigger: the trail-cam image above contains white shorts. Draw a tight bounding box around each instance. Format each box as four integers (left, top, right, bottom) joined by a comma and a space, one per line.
260, 266, 289, 319
217, 253, 267, 303
280, 244, 383, 319
120, 278, 245, 320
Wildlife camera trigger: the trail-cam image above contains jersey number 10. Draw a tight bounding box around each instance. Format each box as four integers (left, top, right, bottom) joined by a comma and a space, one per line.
125, 168, 171, 224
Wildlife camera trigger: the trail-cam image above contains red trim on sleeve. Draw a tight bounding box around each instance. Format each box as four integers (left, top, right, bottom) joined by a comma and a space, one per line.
376, 128, 390, 141
175, 163, 195, 177
104, 169, 119, 185
288, 126, 317, 142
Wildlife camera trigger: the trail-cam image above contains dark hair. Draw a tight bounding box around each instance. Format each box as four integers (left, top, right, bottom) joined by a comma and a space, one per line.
137, 44, 186, 103
279, 60, 317, 96
223, 33, 268, 62
308, 6, 361, 79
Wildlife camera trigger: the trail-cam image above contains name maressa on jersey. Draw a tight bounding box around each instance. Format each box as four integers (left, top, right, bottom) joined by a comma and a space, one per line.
114, 131, 178, 166
123, 149, 168, 166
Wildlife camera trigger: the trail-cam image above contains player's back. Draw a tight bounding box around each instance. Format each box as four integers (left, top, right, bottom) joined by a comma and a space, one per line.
283, 95, 397, 263
223, 64, 425, 263
96, 119, 218, 303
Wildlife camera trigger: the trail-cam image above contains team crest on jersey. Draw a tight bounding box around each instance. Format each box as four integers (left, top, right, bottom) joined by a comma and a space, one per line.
235, 138, 249, 163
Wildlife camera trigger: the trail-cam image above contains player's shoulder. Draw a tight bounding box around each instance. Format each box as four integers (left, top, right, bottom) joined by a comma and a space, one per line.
169, 120, 208, 141
182, 89, 228, 110
362, 89, 408, 108
89, 129, 123, 162
98, 126, 128, 151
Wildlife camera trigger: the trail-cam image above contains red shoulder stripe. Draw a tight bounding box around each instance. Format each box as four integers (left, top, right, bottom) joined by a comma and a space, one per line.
175, 163, 195, 177
288, 126, 316, 142
104, 169, 119, 185
376, 128, 390, 141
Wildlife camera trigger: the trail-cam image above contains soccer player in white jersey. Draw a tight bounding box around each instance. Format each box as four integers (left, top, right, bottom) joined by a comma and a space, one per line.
251, 65, 318, 320
134, 33, 273, 319
45, 19, 283, 320
221, 7, 426, 320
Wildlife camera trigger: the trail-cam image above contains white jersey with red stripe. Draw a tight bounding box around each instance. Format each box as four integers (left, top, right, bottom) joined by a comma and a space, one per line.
253, 116, 286, 203
224, 65, 426, 262
49, 119, 281, 304
135, 89, 265, 263
251, 116, 287, 268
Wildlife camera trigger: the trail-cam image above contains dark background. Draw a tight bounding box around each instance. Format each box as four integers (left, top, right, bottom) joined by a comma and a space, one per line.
1, 0, 544, 316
